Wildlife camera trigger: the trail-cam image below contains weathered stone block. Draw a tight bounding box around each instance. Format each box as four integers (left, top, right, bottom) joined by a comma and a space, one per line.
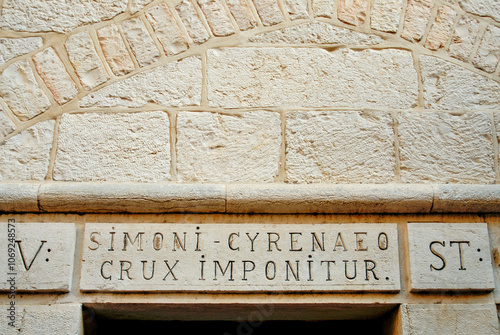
176, 0, 211, 44
97, 24, 135, 76
424, 5, 457, 51
0, 37, 43, 66
472, 25, 500, 73
448, 15, 480, 62
131, 0, 153, 13
146, 3, 189, 55
197, 0, 236, 36
459, 0, 500, 23
225, 0, 257, 31
401, 0, 434, 42
252, 0, 284, 26
337, 0, 368, 26
371, 0, 403, 33
283, 0, 308, 20
121, 17, 160, 68
0, 107, 15, 138
312, 0, 335, 18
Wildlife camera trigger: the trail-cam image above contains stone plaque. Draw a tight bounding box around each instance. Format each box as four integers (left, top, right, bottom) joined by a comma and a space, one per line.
407, 223, 494, 291
81, 223, 400, 292
0, 222, 76, 292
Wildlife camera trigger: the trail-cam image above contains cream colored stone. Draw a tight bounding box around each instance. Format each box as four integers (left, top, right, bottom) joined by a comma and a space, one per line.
448, 15, 480, 62
54, 112, 171, 182
312, 0, 335, 18
197, 0, 236, 36
65, 32, 109, 90
399, 112, 495, 184
337, 0, 368, 26
424, 5, 457, 51
131, 0, 154, 13
472, 25, 500, 73
459, 0, 500, 23
0, 107, 15, 138
286, 111, 395, 183
401, 0, 434, 42
97, 25, 135, 76
176, 111, 281, 182
176, 0, 211, 44
121, 18, 160, 68
0, 37, 43, 66
420, 55, 500, 109
146, 3, 189, 55
487, 217, 500, 303
407, 223, 494, 291
81, 223, 400, 292
371, 0, 403, 33
0, 223, 75, 292
32, 47, 78, 105
207, 48, 418, 109
248, 22, 384, 45
0, 120, 54, 181
284, 0, 308, 20
79, 56, 201, 108
252, 0, 285, 26
433, 185, 500, 213
0, 0, 127, 33
0, 60, 51, 121
0, 182, 39, 212
225, 0, 257, 31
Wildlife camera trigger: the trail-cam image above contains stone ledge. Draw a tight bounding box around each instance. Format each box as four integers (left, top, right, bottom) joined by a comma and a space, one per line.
0, 182, 499, 214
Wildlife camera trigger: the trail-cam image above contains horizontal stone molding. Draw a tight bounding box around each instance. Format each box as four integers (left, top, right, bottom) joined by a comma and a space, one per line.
1, 182, 500, 214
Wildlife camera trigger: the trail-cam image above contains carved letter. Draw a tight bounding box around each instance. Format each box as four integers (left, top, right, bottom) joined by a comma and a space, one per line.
333, 233, 348, 251
163, 260, 179, 281
355, 232, 368, 251
378, 232, 388, 250
119, 261, 132, 280
101, 260, 112, 280
311, 232, 325, 251
246, 233, 259, 252
228, 233, 239, 251
344, 260, 357, 280
142, 260, 156, 280
267, 233, 281, 251
429, 241, 446, 271
285, 260, 300, 281
15, 240, 46, 271
89, 232, 100, 250
265, 261, 276, 280
214, 261, 235, 281
450, 241, 470, 270
289, 232, 302, 251
123, 232, 144, 251
242, 260, 255, 281
153, 233, 163, 251
321, 261, 335, 281
364, 260, 379, 281
172, 232, 186, 251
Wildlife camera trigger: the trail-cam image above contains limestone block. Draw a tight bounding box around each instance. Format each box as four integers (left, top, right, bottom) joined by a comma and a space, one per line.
79, 56, 201, 108
0, 223, 75, 292
0, 304, 82, 335
176, 0, 211, 44
0, 0, 127, 33
400, 304, 499, 335
121, 18, 160, 68
407, 223, 494, 291
32, 47, 78, 105
0, 120, 54, 181
248, 22, 384, 45
401, 0, 434, 42
371, 0, 403, 33
131, 0, 154, 13
207, 47, 418, 109
0, 182, 40, 212
286, 111, 395, 183
448, 15, 480, 62
97, 25, 135, 76
472, 25, 500, 73
252, 0, 284, 26
0, 60, 51, 121
312, 0, 335, 18
146, 3, 189, 55
398, 112, 495, 184
54, 112, 171, 182
225, 0, 257, 31
65, 32, 109, 90
459, 0, 500, 23
197, 0, 236, 36
424, 5, 457, 51
283, 0, 308, 20
0, 107, 15, 138
420, 55, 500, 110
433, 185, 500, 213
176, 111, 281, 182
337, 0, 368, 26
488, 217, 500, 303
0, 37, 43, 66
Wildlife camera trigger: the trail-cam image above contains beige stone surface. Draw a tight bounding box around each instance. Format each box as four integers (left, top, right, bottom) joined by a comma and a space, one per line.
248, 22, 384, 45
459, 0, 500, 23
487, 216, 500, 303
97, 24, 135, 76
65, 32, 109, 90
424, 5, 457, 51
433, 185, 500, 213
0, 182, 39, 212
122, 18, 160, 68
176, 111, 281, 182
398, 112, 495, 184
252, 0, 285, 26
0, 107, 15, 138
79, 56, 201, 108
407, 223, 494, 291
0, 37, 43, 66
0, 223, 75, 292
146, 3, 189, 55
54, 112, 171, 182
207, 47, 418, 109
420, 55, 500, 110
0, 120, 54, 181
32, 47, 78, 105
197, 0, 236, 36
176, 0, 211, 44
371, 0, 403, 33
286, 111, 395, 183
472, 25, 500, 73
337, 0, 368, 26
448, 15, 480, 62
0, 60, 51, 121
401, 0, 434, 42
283, 0, 309, 20
312, 0, 335, 18
225, 0, 257, 31
131, 0, 154, 13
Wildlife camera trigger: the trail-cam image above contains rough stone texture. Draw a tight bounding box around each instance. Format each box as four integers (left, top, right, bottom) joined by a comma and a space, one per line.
459, 0, 500, 23
337, 0, 368, 26
433, 184, 500, 213
448, 15, 480, 62
121, 18, 160, 68
207, 48, 418, 109
79, 56, 201, 108
252, 0, 285, 26
312, 0, 335, 18
424, 5, 457, 51
284, 0, 309, 20
248, 22, 384, 45
286, 111, 395, 183
65, 32, 109, 90
0, 182, 39, 212
54, 112, 171, 182
176, 0, 211, 44
145, 3, 189, 55
197, 0, 236, 36
0, 37, 43, 66
398, 112, 495, 184
472, 25, 500, 73
0, 120, 54, 181
226, 0, 257, 31
131, 0, 154, 13
400, 304, 499, 335
401, 0, 434, 42
0, 304, 82, 335
0, 107, 15, 138
420, 55, 500, 110
0, 223, 75, 292
97, 24, 135, 76
0, 0, 127, 33
0, 60, 51, 121
371, 0, 403, 33
176, 111, 281, 182
32, 47, 78, 105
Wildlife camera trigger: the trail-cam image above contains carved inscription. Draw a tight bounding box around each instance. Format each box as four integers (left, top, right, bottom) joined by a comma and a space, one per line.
81, 223, 400, 292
